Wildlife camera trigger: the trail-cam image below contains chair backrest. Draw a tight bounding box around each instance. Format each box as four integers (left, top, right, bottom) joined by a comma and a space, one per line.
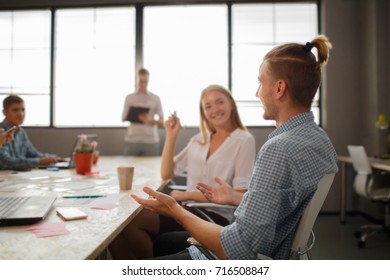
347, 145, 372, 175
289, 173, 336, 259
347, 145, 372, 198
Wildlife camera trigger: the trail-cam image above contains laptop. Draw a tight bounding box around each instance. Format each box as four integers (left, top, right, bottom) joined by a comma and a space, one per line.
0, 195, 56, 226
40, 134, 98, 169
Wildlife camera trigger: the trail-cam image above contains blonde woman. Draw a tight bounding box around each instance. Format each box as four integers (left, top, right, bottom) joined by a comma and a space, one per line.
109, 84, 255, 259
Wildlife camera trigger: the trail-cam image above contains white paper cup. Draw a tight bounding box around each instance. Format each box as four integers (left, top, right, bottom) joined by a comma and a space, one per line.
117, 166, 135, 191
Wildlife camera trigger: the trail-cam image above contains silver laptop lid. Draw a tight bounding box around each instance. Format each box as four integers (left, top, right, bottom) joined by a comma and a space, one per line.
0, 196, 56, 226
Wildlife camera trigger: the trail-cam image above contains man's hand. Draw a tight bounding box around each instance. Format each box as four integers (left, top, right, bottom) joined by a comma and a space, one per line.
39, 157, 63, 166
196, 177, 244, 206
0, 127, 15, 145
132, 186, 226, 260
0, 132, 13, 145
131, 186, 182, 217
138, 113, 154, 125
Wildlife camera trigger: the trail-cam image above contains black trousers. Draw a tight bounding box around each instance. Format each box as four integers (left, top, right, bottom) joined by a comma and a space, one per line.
150, 249, 192, 260
153, 231, 192, 257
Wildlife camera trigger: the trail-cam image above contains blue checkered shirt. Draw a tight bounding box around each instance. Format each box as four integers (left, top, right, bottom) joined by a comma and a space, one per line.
189, 111, 338, 259
0, 120, 56, 170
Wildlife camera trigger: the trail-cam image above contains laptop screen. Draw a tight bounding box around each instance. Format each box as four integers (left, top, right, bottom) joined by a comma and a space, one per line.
43, 134, 98, 169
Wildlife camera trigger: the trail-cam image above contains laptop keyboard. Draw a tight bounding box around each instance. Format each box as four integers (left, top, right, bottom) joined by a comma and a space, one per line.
0, 197, 29, 218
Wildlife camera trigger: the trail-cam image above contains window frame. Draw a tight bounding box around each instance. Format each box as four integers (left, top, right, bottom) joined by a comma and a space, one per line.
0, 0, 321, 128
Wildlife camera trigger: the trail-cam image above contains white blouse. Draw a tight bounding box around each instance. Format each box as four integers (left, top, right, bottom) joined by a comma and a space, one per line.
173, 128, 256, 221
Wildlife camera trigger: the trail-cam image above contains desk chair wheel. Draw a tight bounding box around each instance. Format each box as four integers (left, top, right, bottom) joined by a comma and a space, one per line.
357, 240, 366, 248
355, 227, 383, 248
355, 230, 367, 248
354, 231, 362, 239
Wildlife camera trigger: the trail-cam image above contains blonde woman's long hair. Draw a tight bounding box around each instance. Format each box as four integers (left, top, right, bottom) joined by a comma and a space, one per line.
199, 84, 246, 144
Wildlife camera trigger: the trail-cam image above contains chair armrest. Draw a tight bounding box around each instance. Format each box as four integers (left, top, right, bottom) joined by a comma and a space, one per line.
186, 202, 237, 223
289, 230, 315, 260
167, 185, 188, 191
187, 237, 217, 260
187, 236, 201, 246
186, 202, 237, 209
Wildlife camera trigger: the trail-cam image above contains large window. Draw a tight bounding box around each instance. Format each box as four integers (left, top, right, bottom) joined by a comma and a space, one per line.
144, 5, 228, 126
54, 7, 135, 127
232, 3, 319, 126
0, 10, 51, 126
0, 2, 318, 128
144, 3, 318, 127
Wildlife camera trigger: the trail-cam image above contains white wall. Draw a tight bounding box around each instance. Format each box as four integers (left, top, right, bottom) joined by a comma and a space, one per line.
321, 0, 390, 216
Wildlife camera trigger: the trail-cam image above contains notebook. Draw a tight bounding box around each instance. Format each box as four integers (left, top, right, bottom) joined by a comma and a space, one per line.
126, 106, 150, 123
0, 196, 56, 226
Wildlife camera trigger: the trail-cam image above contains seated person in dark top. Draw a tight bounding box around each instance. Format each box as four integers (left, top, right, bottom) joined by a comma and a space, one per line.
0, 94, 63, 170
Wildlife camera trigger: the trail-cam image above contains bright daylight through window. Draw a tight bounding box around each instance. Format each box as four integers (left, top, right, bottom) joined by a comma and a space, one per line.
0, 3, 318, 127
0, 10, 51, 126
54, 7, 135, 127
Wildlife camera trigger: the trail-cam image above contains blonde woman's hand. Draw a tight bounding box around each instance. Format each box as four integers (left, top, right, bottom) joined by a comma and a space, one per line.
164, 111, 181, 137
169, 190, 189, 202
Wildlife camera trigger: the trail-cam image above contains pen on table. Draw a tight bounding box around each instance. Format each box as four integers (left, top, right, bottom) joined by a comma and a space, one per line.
62, 195, 105, 199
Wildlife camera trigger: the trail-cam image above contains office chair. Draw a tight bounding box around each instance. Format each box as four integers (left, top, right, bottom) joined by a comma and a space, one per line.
185, 202, 237, 223
187, 173, 336, 259
347, 145, 390, 248
161, 174, 187, 194
289, 173, 335, 259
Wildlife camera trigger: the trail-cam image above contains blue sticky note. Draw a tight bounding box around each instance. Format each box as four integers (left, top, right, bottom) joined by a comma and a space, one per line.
47, 167, 60, 171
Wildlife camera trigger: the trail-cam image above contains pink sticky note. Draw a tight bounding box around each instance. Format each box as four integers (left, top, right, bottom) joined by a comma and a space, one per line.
33, 228, 70, 238
27, 222, 69, 238
90, 203, 118, 210
28, 222, 66, 231
84, 171, 100, 176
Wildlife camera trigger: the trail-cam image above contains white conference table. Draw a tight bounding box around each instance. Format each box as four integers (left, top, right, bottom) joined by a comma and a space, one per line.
337, 155, 390, 223
0, 156, 167, 260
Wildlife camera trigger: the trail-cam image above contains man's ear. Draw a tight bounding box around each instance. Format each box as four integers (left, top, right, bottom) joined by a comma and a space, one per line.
274, 80, 287, 98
